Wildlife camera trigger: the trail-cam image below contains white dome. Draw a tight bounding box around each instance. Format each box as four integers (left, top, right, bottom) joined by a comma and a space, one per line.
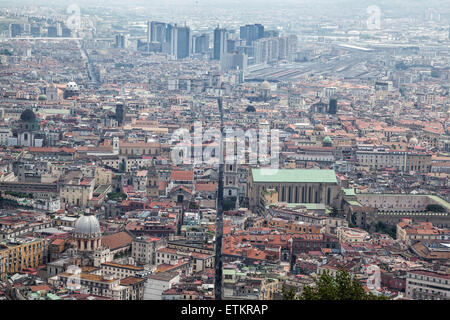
74, 214, 100, 235
261, 81, 271, 90
409, 137, 419, 145
66, 82, 79, 91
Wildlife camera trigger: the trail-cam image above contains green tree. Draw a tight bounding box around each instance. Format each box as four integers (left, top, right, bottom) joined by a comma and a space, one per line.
300, 269, 389, 300
282, 284, 297, 300
107, 192, 127, 201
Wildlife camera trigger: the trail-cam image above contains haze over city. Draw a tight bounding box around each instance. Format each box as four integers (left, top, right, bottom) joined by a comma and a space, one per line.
0, 0, 449, 306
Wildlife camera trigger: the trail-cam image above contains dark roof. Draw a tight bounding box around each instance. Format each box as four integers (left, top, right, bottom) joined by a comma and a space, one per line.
20, 109, 36, 122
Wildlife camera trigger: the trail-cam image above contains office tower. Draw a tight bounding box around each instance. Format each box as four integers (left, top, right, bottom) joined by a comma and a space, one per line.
227, 39, 237, 53
220, 52, 248, 72
146, 21, 151, 48
115, 34, 128, 49
23, 24, 31, 34
278, 37, 287, 60
163, 23, 175, 55
264, 30, 279, 38
57, 22, 63, 37
62, 27, 71, 38
151, 21, 167, 43
30, 25, 41, 37
192, 33, 209, 54
288, 35, 298, 54
240, 24, 264, 45
47, 26, 58, 37
213, 27, 228, 60
329, 98, 338, 114
9, 24, 22, 37
254, 38, 279, 64
175, 26, 190, 59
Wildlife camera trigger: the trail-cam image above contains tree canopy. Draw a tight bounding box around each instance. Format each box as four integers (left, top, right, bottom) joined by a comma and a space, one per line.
107, 192, 127, 201
299, 269, 389, 300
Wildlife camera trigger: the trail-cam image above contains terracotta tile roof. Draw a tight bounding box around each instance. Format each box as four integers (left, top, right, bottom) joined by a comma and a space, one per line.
51, 239, 65, 246
171, 170, 194, 181
30, 284, 51, 292
119, 276, 145, 286
195, 183, 218, 192
102, 231, 133, 250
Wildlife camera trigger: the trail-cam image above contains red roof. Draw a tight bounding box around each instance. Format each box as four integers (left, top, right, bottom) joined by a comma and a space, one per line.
170, 170, 194, 181
195, 183, 218, 192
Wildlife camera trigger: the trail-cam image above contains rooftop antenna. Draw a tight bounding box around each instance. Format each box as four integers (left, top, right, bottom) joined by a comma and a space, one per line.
214, 95, 224, 300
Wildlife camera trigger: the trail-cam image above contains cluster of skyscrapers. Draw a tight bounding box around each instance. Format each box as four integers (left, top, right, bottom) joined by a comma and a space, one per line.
141, 21, 191, 60
9, 22, 71, 38
142, 21, 297, 71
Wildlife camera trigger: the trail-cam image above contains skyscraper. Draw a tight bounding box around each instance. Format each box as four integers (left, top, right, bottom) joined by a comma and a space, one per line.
9, 24, 22, 37
47, 26, 58, 37
213, 27, 228, 60
146, 21, 151, 52
192, 33, 209, 54
240, 24, 264, 45
175, 26, 190, 59
115, 34, 128, 49
150, 21, 167, 43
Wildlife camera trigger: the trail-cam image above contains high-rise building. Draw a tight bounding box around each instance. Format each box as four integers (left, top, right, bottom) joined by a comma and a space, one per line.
213, 27, 228, 60
146, 21, 151, 46
164, 24, 176, 56
47, 26, 58, 37
57, 22, 63, 37
62, 27, 72, 38
240, 24, 264, 45
175, 26, 190, 59
9, 24, 23, 37
227, 39, 237, 53
278, 36, 289, 60
254, 38, 279, 64
30, 25, 41, 37
264, 30, 279, 38
192, 33, 209, 54
150, 21, 167, 43
115, 34, 129, 49
220, 52, 248, 72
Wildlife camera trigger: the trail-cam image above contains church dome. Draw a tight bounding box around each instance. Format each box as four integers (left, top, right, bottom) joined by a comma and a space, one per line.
20, 109, 36, 122
245, 105, 256, 112
261, 80, 271, 90
74, 213, 100, 235
66, 82, 79, 91
409, 137, 419, 145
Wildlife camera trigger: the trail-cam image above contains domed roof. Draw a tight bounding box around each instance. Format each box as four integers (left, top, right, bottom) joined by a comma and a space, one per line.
261, 80, 271, 90
20, 109, 36, 122
74, 213, 100, 235
323, 136, 332, 144
409, 137, 419, 145
245, 105, 256, 112
66, 82, 79, 91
